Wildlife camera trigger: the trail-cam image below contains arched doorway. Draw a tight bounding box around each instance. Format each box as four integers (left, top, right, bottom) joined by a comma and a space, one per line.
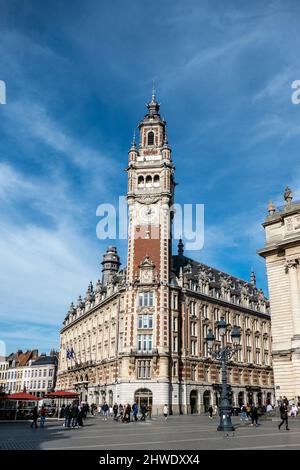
190, 390, 198, 414
266, 392, 272, 405
203, 390, 211, 412
134, 388, 153, 410
247, 392, 253, 405
238, 391, 244, 407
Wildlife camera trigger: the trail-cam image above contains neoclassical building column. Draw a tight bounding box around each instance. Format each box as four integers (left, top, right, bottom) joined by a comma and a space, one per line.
285, 258, 300, 338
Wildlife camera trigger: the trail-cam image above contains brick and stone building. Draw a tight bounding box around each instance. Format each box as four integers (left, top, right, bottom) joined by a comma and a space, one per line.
258, 187, 300, 404
56, 93, 274, 414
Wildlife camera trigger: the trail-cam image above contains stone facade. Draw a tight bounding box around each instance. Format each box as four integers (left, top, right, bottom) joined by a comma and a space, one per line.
258, 188, 300, 403
57, 94, 274, 414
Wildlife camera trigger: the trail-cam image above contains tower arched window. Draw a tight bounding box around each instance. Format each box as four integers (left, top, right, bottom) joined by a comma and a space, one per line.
145, 175, 152, 188
147, 131, 154, 146
153, 175, 160, 187
138, 175, 144, 188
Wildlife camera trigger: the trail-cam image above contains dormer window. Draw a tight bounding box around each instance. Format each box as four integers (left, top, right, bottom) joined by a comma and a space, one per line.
147, 131, 154, 146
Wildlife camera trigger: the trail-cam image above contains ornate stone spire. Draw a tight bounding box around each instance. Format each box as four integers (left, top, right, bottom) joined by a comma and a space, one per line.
178, 239, 184, 257
147, 88, 160, 116
284, 186, 293, 204
250, 269, 256, 287
267, 200, 276, 215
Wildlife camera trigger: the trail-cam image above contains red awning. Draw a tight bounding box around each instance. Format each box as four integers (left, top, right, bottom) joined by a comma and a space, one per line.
43, 391, 79, 399
0, 392, 39, 401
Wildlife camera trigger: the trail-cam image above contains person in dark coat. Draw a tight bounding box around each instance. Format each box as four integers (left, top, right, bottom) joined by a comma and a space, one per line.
278, 403, 290, 431
141, 402, 147, 421
113, 403, 118, 420
71, 403, 79, 428
132, 402, 138, 421
64, 404, 71, 428
208, 405, 213, 419
251, 405, 259, 426
123, 404, 131, 423
30, 406, 39, 428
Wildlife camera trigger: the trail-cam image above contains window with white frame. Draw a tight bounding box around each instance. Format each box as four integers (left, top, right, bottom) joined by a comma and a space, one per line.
172, 294, 178, 310
172, 360, 177, 376
137, 334, 153, 352
190, 321, 196, 336
172, 316, 178, 332
138, 314, 153, 329
137, 360, 151, 379
190, 339, 197, 356
138, 292, 154, 307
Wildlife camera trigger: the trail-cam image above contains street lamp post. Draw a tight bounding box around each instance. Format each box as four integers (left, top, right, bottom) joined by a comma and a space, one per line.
206, 317, 241, 432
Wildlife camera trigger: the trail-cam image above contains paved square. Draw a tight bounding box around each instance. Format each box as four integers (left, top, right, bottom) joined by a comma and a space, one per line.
0, 415, 300, 450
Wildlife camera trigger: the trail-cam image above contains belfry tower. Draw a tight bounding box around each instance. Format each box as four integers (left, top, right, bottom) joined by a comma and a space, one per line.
120, 92, 176, 408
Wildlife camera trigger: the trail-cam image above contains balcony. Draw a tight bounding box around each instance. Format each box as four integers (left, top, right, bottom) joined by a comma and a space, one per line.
130, 348, 158, 356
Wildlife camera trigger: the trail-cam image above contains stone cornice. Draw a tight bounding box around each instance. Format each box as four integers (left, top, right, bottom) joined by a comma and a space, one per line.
182, 289, 270, 319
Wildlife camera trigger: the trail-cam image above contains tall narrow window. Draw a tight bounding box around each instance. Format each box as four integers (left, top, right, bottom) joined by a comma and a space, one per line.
153, 175, 160, 187
138, 175, 144, 188
145, 175, 152, 188
147, 131, 154, 145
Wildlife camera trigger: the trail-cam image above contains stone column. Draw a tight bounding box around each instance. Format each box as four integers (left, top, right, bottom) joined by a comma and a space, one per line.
286, 259, 300, 338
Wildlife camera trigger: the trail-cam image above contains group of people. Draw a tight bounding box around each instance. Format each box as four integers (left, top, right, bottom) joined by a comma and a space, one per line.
240, 403, 260, 426
108, 402, 152, 422
62, 402, 90, 428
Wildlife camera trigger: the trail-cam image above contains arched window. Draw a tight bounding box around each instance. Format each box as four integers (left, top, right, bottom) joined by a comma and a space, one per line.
145, 175, 152, 188
138, 175, 144, 188
153, 175, 160, 187
147, 131, 154, 146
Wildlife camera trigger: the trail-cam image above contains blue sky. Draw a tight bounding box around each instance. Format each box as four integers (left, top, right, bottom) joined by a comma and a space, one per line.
1, 0, 300, 354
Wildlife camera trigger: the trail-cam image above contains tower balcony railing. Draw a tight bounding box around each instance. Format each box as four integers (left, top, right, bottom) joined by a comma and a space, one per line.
130, 348, 159, 356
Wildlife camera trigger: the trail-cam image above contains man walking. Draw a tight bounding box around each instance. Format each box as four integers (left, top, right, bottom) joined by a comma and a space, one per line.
102, 402, 109, 420
208, 405, 213, 419
278, 402, 290, 431
30, 406, 39, 429
132, 402, 138, 421
40, 405, 46, 428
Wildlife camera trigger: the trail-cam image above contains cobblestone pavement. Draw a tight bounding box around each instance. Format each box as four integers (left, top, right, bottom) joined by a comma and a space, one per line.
0, 415, 300, 450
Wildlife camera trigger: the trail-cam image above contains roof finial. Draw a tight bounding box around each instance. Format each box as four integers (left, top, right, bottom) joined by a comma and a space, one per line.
267, 200, 275, 215
250, 268, 256, 287
284, 186, 293, 205
152, 79, 156, 98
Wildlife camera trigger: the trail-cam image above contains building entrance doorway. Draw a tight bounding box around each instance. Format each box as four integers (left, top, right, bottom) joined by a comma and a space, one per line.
203, 390, 211, 412
190, 390, 198, 414
238, 391, 244, 407
134, 388, 153, 410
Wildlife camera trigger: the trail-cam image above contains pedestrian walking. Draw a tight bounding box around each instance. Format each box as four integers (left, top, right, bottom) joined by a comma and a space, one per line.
291, 404, 298, 418
71, 403, 79, 428
163, 404, 168, 420
30, 406, 39, 429
122, 404, 130, 423
141, 402, 147, 421
278, 403, 290, 431
113, 403, 118, 420
132, 402, 138, 421
64, 404, 71, 428
40, 405, 46, 428
208, 405, 213, 419
102, 402, 109, 420
240, 404, 247, 422
250, 404, 259, 426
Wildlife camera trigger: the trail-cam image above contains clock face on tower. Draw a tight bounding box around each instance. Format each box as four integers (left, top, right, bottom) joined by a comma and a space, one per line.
138, 204, 158, 224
